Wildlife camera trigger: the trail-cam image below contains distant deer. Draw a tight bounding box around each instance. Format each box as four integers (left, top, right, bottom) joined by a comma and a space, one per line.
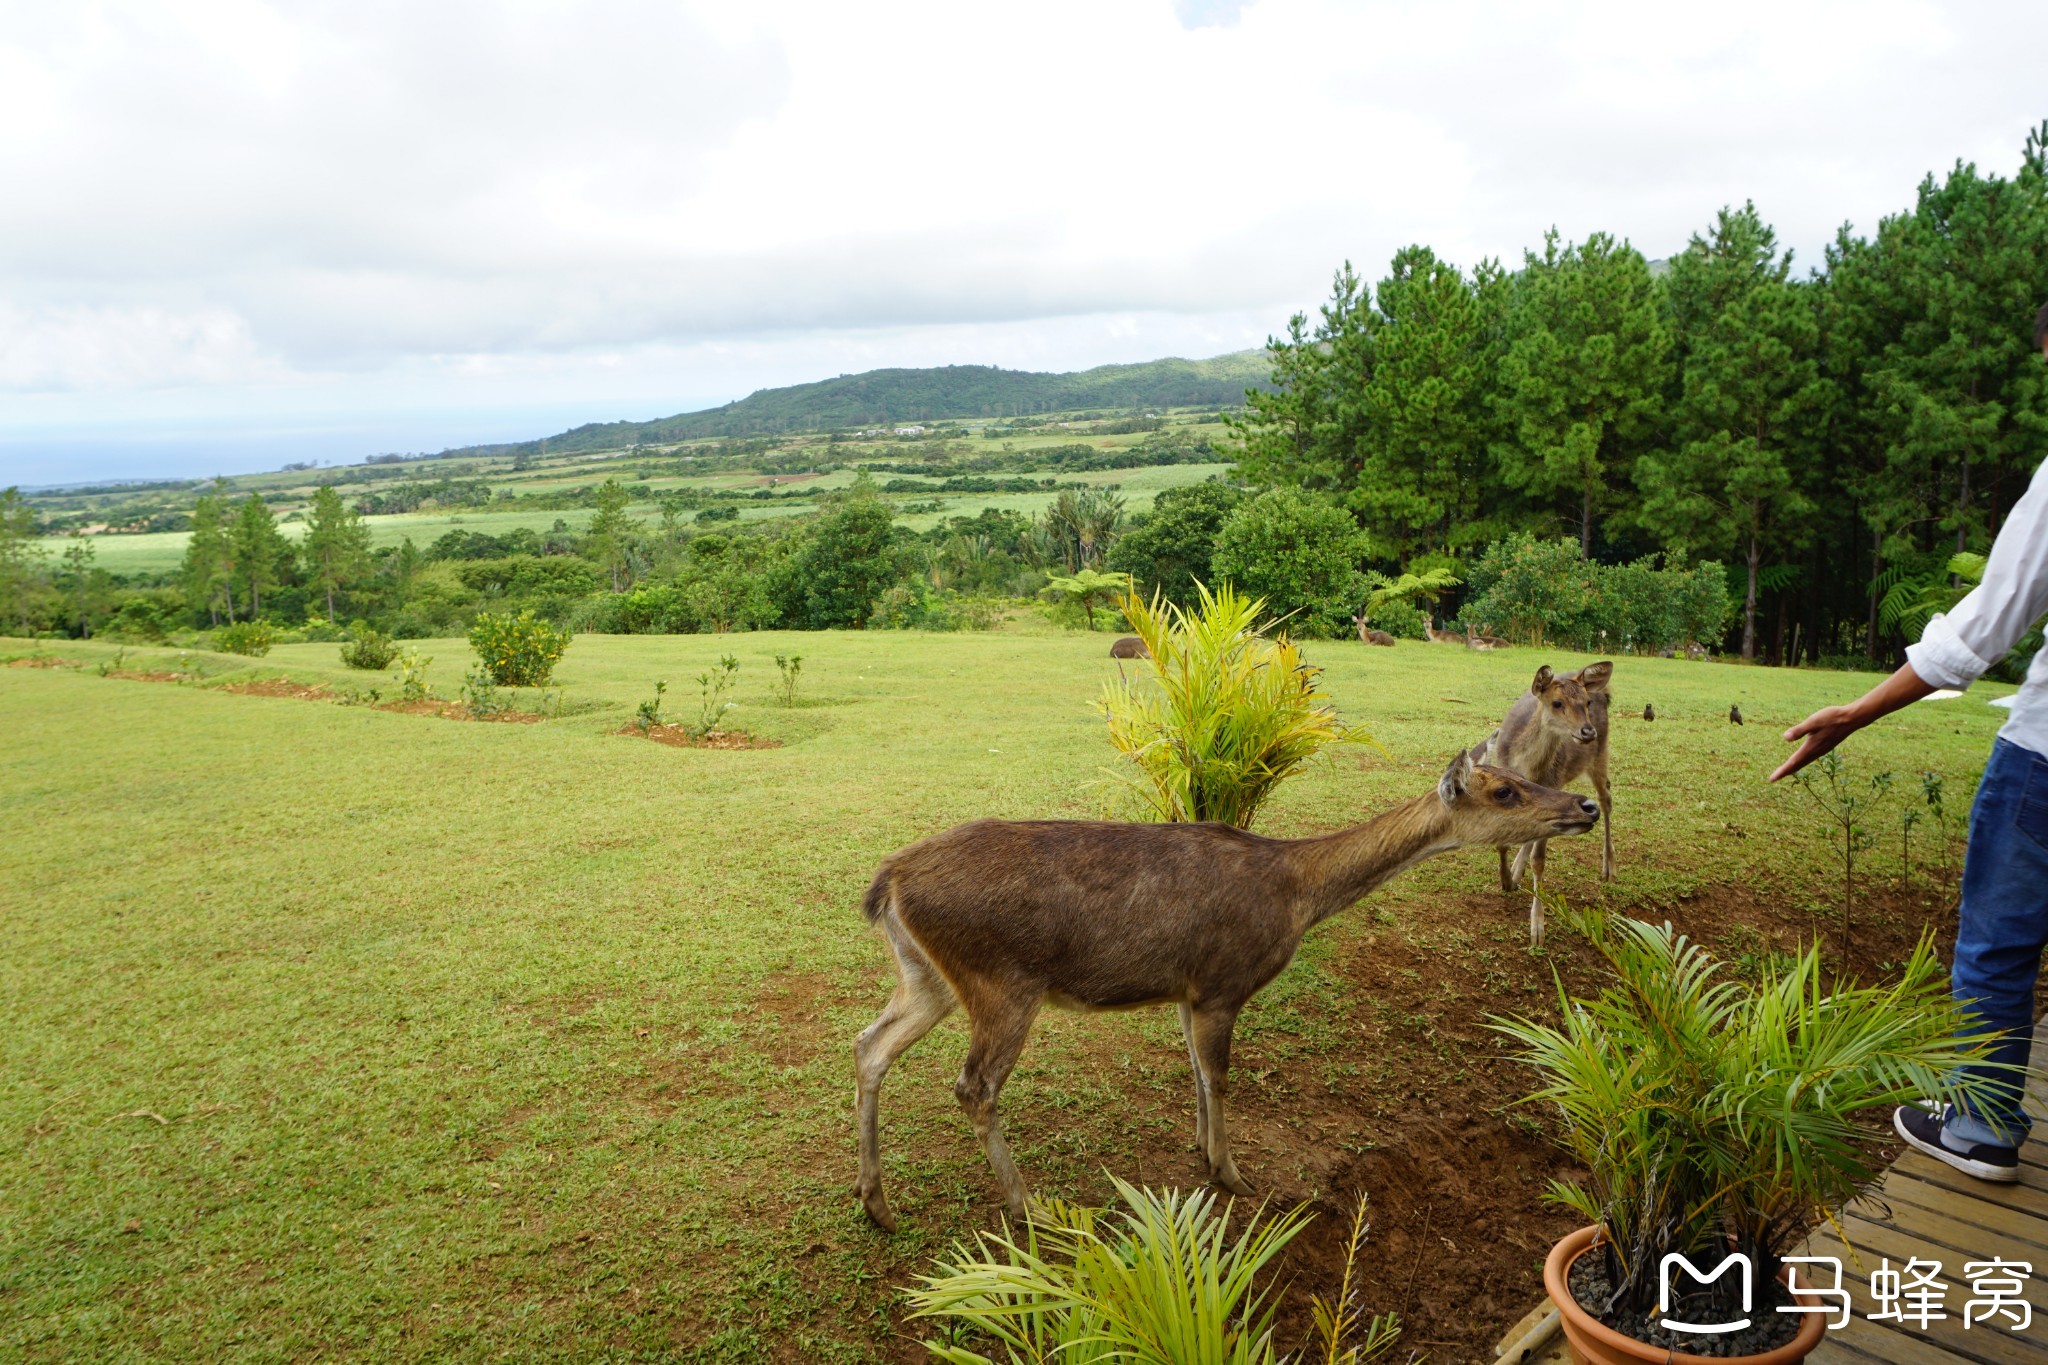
1349, 610, 1396, 647
852, 752, 1600, 1228
1109, 635, 1150, 660
1424, 616, 1467, 646
1472, 662, 1614, 946
1466, 625, 1507, 650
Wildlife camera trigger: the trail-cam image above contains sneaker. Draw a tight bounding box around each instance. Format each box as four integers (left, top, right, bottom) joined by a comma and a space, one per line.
1895, 1104, 2021, 1183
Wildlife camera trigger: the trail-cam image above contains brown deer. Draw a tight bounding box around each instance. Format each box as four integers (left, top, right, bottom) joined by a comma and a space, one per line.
1472, 662, 1614, 946
1466, 624, 1508, 650
1423, 615, 1468, 646
851, 752, 1600, 1229
1350, 610, 1395, 646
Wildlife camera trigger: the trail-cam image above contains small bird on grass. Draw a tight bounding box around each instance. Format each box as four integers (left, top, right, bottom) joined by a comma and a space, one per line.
1729, 704, 1744, 725
1643, 702, 1655, 721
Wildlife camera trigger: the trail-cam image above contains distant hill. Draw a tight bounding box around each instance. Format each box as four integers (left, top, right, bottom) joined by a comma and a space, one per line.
439, 351, 1271, 458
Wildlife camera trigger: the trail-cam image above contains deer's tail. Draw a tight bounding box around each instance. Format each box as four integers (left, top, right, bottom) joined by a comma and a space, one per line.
860, 863, 895, 925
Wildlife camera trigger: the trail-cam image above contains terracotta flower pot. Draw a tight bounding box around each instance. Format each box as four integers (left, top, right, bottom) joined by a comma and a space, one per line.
1543, 1225, 1829, 1365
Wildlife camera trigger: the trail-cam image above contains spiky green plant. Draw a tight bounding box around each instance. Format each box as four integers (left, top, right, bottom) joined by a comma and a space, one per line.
907, 1179, 1312, 1365
1492, 912, 2011, 1324
1098, 583, 1373, 829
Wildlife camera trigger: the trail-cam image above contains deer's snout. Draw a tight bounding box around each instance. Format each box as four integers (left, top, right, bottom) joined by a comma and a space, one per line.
1576, 726, 1596, 743
1578, 797, 1599, 819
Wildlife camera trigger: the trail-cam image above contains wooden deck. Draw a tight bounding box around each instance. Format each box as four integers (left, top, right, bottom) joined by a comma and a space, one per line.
1495, 1016, 2048, 1365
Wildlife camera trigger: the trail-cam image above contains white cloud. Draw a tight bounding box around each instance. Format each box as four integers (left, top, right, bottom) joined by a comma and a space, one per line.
0, 0, 2043, 474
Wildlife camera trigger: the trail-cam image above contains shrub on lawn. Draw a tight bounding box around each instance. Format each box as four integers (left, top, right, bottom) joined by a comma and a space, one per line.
468, 610, 569, 686
214, 621, 278, 656
338, 623, 399, 670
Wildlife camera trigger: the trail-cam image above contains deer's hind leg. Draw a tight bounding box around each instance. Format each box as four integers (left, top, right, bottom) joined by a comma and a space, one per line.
1188, 1003, 1252, 1196
1524, 838, 1549, 948
1178, 1002, 1212, 1153
954, 988, 1043, 1222
853, 925, 957, 1232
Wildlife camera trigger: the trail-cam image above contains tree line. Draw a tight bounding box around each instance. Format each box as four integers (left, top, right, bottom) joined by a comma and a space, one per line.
1229, 124, 2048, 662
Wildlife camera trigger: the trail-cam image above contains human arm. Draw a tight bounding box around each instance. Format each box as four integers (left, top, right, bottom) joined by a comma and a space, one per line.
1769, 663, 1937, 782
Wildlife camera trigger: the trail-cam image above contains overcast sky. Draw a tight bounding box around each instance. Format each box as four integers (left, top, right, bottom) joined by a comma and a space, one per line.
2, 0, 2043, 485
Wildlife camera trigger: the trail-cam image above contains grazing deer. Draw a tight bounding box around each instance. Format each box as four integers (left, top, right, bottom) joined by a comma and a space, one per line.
1109, 635, 1150, 660
851, 752, 1600, 1229
1423, 616, 1468, 646
1473, 662, 1614, 946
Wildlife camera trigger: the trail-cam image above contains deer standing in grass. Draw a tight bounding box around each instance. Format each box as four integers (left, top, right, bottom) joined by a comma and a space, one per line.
1473, 662, 1614, 946
851, 751, 1600, 1229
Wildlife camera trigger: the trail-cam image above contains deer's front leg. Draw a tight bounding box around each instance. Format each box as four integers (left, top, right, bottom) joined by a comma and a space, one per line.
1526, 838, 1548, 947
1499, 846, 1517, 892
1592, 759, 1615, 881
1189, 1004, 1251, 1197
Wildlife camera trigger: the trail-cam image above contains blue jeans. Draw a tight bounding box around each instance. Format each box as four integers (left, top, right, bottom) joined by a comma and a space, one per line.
1947, 737, 2048, 1148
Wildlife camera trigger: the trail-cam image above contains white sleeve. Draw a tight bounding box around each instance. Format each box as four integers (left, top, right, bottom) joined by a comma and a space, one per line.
1906, 458, 2048, 690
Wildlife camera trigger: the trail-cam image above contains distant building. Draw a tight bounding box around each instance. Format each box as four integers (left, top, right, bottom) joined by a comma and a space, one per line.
894, 425, 927, 436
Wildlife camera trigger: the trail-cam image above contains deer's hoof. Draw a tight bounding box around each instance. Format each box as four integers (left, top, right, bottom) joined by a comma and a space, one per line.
1212, 1166, 1254, 1197
858, 1186, 896, 1233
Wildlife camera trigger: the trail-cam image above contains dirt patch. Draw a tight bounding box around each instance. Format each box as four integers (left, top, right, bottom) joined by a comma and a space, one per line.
223, 679, 334, 701
739, 472, 823, 487
378, 698, 541, 724
619, 723, 781, 750
4, 655, 79, 669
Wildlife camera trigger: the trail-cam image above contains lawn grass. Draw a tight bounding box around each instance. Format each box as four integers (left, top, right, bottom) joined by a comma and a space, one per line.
0, 632, 2010, 1361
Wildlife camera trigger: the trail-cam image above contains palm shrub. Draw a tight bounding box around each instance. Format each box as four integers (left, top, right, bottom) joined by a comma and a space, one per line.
1492, 913, 2009, 1327
1099, 583, 1372, 828
907, 1180, 1324, 1365
468, 610, 569, 686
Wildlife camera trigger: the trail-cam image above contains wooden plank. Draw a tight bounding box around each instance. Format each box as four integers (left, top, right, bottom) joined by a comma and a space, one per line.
1895, 1151, 2048, 1213
1812, 1312, 1990, 1365
1873, 1173, 2048, 1257
1830, 1215, 2048, 1365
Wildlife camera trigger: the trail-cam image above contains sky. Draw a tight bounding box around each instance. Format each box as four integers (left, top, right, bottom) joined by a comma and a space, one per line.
2, 0, 2043, 486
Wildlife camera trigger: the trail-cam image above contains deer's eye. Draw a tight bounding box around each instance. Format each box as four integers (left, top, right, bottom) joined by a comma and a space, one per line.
1551, 700, 1563, 710
1492, 785, 1516, 803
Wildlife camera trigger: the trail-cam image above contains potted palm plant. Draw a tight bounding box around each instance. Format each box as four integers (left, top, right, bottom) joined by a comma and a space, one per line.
1494, 914, 2008, 1365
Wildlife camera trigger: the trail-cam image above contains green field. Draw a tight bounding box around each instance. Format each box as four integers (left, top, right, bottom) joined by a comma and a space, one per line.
63, 463, 1235, 578
1, 633, 2007, 1360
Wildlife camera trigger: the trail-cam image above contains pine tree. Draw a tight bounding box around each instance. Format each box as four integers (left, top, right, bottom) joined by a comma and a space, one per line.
1350, 246, 1506, 559
1494, 232, 1674, 554
301, 484, 371, 621
0, 487, 48, 634
59, 538, 107, 638
586, 479, 635, 592
1228, 264, 1374, 499
181, 487, 235, 624
230, 494, 290, 620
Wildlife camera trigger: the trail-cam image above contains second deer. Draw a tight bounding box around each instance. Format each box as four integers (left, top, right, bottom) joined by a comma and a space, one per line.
852, 752, 1599, 1229
1473, 661, 1614, 946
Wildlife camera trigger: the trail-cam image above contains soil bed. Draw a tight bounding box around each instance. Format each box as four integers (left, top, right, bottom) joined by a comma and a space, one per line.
620, 723, 781, 750
1569, 1249, 1799, 1357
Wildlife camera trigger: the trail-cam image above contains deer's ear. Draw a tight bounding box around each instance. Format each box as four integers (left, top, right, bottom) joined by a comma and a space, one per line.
1530, 665, 1554, 694
1439, 750, 1475, 805
1577, 661, 1614, 692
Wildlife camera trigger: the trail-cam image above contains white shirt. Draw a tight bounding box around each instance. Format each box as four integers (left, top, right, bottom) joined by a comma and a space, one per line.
1906, 456, 2048, 759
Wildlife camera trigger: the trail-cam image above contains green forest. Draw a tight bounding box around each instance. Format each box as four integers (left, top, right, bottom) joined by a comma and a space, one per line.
3, 126, 2045, 670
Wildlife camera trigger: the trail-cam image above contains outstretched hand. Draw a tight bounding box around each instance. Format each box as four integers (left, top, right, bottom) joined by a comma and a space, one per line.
1766, 662, 1937, 783
1769, 705, 1865, 783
